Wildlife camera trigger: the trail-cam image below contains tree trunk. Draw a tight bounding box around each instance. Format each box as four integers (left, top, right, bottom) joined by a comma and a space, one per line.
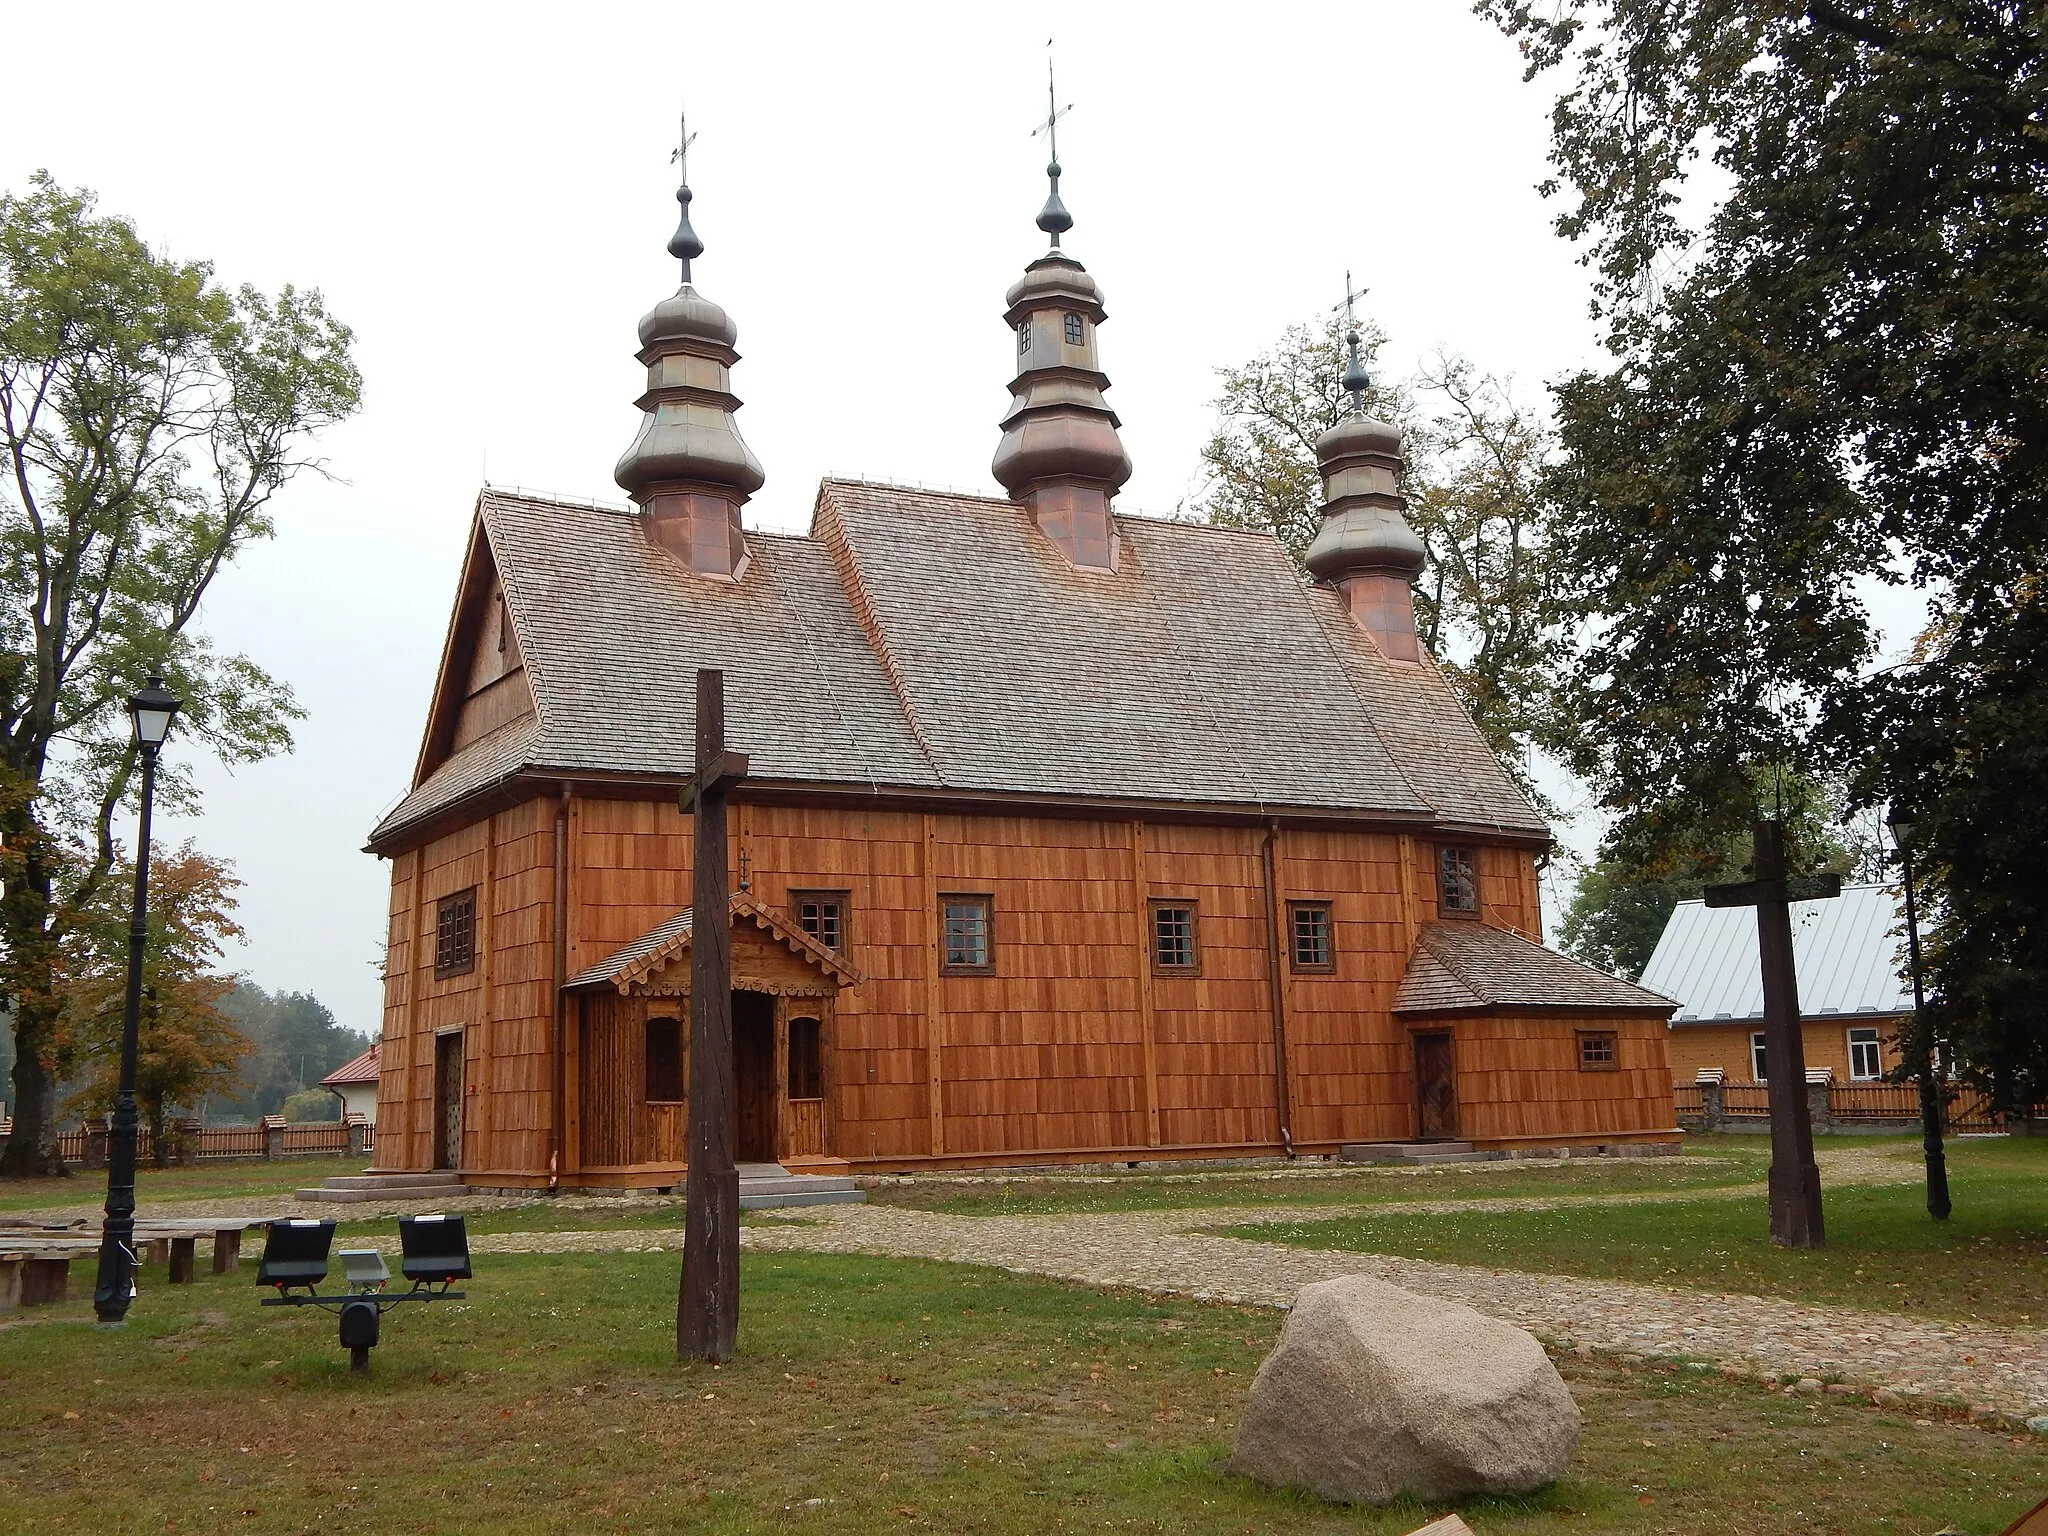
0, 803, 72, 1179
149, 1102, 170, 1170
0, 1030, 68, 1177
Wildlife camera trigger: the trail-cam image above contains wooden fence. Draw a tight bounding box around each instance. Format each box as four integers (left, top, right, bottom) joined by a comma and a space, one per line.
1678, 1078, 2015, 1135
0, 1116, 373, 1165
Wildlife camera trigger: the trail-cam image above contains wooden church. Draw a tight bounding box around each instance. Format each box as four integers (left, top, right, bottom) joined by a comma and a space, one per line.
362, 141, 1678, 1189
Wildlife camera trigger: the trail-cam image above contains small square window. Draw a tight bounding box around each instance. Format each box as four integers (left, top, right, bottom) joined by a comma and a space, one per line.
1064, 311, 1084, 345
1438, 846, 1479, 915
1848, 1026, 1882, 1082
940, 895, 994, 975
1751, 1031, 1769, 1082
792, 891, 848, 954
1150, 900, 1198, 973
1577, 1031, 1619, 1071
435, 888, 476, 978
1289, 903, 1334, 972
787, 1015, 823, 1100
645, 1015, 683, 1102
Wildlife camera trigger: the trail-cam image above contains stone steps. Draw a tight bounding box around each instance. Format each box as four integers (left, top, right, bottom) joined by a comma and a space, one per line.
295, 1165, 866, 1209
296, 1172, 467, 1204
1337, 1141, 1502, 1166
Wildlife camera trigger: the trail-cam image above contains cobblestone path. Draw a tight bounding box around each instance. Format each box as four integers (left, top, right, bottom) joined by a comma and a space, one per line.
465, 1199, 2048, 1422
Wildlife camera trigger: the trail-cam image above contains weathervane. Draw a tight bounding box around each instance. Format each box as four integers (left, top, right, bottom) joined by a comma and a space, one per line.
1032, 43, 1075, 248
668, 107, 705, 282
1333, 270, 1371, 414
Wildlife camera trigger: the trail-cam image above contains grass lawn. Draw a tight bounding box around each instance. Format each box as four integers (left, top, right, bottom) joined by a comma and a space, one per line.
1230, 1136, 2048, 1326
2, 1246, 2041, 1534
863, 1144, 1775, 1219
0, 1158, 368, 1215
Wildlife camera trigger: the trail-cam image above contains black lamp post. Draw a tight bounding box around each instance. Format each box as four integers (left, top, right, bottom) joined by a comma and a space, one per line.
91, 676, 182, 1326
1887, 805, 1951, 1223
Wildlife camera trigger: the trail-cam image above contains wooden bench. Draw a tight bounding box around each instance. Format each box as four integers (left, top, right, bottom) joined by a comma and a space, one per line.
0, 1239, 97, 1311
0, 1218, 271, 1307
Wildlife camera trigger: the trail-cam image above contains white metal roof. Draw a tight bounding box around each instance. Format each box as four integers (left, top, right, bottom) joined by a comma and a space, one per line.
1638, 882, 1913, 1026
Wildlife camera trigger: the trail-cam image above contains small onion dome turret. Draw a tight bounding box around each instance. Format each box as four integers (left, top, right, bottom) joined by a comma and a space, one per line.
613, 283, 765, 502
1302, 412, 1424, 583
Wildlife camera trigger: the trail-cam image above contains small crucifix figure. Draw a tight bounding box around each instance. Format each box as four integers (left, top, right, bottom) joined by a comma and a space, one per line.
1704, 819, 1842, 1248
676, 667, 749, 1363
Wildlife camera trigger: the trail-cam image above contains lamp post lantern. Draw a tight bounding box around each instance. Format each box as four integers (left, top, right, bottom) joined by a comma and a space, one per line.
1887, 805, 1951, 1223
91, 675, 182, 1326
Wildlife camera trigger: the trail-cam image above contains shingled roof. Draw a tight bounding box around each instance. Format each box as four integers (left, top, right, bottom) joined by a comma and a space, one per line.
1394, 921, 1676, 1016
371, 480, 1548, 847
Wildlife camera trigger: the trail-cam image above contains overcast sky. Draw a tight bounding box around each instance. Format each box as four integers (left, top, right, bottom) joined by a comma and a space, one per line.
11, 1, 1741, 1035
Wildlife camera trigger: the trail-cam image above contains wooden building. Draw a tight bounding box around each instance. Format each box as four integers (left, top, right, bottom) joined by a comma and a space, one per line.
361, 153, 1678, 1189
1641, 883, 1910, 1087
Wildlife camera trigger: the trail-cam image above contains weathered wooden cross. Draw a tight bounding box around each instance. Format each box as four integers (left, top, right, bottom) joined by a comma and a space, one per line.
676, 668, 748, 1363
1704, 819, 1841, 1249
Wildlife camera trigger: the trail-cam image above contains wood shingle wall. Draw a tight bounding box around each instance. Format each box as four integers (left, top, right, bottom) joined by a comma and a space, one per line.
374, 790, 1668, 1179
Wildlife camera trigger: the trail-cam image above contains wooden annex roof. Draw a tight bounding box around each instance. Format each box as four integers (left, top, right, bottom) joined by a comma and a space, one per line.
371, 479, 1549, 850
564, 892, 861, 993
1394, 921, 1676, 1017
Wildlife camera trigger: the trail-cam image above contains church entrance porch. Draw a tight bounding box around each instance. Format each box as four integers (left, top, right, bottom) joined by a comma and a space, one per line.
562, 893, 860, 1188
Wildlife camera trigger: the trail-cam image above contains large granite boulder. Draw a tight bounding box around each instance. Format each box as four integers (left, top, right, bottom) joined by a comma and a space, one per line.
1227, 1275, 1579, 1504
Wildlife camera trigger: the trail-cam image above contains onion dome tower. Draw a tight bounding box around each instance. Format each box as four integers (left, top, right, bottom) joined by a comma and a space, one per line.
614, 117, 765, 581
990, 75, 1131, 573
1303, 298, 1426, 661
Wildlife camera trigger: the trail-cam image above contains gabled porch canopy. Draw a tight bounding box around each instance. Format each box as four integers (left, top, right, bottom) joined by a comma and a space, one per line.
564, 891, 861, 998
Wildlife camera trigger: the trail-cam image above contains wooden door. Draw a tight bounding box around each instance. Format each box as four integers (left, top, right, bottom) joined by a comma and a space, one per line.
732, 990, 777, 1164
1412, 1030, 1458, 1140
433, 1030, 464, 1170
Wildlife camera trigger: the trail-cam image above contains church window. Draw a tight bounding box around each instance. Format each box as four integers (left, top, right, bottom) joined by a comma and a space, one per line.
1289, 903, 1334, 972
1848, 1026, 1882, 1082
787, 1016, 823, 1100
941, 895, 994, 974
1064, 311, 1084, 345
1150, 901, 1198, 973
1017, 320, 1031, 357
1750, 1031, 1769, 1082
645, 1016, 683, 1102
496, 591, 508, 654
792, 891, 848, 954
1437, 846, 1479, 915
1577, 1030, 1619, 1071
435, 888, 476, 977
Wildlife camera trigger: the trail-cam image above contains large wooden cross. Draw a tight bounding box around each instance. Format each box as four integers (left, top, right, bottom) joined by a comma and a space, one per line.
1704, 819, 1841, 1249
677, 668, 748, 1363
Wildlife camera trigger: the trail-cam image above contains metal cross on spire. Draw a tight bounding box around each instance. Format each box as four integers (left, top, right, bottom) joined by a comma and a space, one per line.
1334, 270, 1372, 413
672, 109, 698, 185
668, 107, 705, 281
1032, 42, 1075, 248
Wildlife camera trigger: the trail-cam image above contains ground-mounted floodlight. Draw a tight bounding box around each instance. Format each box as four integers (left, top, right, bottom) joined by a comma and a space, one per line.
257, 1219, 335, 1291
398, 1214, 471, 1285
257, 1218, 466, 1374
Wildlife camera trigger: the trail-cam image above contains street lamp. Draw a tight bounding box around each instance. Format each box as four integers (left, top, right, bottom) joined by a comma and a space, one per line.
91, 675, 182, 1326
1887, 805, 1951, 1223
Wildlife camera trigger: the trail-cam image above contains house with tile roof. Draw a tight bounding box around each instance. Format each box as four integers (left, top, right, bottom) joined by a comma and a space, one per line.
319, 1044, 381, 1125
359, 140, 1679, 1189
1640, 882, 1911, 1086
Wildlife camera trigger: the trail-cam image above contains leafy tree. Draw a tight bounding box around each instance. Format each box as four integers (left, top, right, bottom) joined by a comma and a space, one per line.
214, 982, 369, 1120
0, 173, 359, 1173
1479, 0, 2048, 1098
281, 1087, 340, 1124
63, 842, 248, 1166
1560, 770, 1864, 980
1194, 318, 1563, 800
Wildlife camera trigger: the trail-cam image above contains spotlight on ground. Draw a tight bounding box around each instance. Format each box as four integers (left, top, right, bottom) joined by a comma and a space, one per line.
257, 1217, 467, 1374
